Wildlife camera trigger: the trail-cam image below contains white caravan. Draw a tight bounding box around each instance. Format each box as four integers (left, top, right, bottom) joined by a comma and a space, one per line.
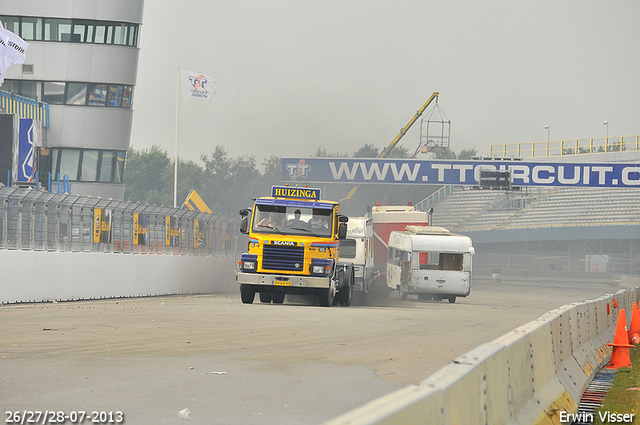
386, 226, 474, 303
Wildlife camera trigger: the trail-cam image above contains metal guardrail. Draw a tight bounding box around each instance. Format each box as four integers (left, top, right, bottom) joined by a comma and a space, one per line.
0, 90, 50, 128
0, 185, 239, 256
489, 135, 640, 158
414, 184, 452, 212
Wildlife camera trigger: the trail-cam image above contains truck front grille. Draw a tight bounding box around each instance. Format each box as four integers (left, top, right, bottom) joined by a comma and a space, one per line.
262, 244, 305, 271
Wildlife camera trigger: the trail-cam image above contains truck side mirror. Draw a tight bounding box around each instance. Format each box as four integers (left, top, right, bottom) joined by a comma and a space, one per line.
240, 216, 249, 234
337, 222, 347, 239
239, 208, 251, 234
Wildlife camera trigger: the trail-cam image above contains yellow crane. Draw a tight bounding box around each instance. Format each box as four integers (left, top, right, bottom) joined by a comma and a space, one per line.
340, 92, 439, 202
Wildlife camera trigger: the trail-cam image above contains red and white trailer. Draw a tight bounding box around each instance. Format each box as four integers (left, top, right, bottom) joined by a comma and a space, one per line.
370, 205, 429, 280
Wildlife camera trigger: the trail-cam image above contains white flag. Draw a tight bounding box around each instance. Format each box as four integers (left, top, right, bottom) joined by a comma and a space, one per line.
0, 57, 6, 85
180, 70, 217, 101
0, 27, 29, 65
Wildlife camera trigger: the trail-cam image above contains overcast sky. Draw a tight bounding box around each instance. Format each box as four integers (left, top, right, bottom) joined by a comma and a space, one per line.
129, 0, 640, 166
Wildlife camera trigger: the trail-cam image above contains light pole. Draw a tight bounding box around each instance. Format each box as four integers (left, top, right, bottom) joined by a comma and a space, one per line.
545, 125, 550, 142
604, 121, 609, 138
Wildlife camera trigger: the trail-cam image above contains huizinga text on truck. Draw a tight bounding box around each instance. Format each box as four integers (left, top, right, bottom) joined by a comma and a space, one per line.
236, 186, 355, 307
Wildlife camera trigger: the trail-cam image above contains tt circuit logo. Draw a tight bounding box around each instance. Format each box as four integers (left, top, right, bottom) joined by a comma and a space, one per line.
286, 159, 311, 181
189, 75, 208, 91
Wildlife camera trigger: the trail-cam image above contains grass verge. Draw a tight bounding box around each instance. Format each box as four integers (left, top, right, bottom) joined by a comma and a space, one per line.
594, 346, 640, 424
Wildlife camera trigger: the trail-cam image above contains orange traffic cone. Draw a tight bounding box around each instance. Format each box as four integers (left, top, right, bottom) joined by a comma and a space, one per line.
629, 303, 640, 345
607, 309, 634, 369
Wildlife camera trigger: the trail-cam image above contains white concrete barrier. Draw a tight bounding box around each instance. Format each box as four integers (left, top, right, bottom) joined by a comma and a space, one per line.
0, 250, 239, 304
325, 287, 640, 425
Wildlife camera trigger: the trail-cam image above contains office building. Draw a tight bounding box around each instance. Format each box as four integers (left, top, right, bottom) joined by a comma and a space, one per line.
1, 1, 144, 199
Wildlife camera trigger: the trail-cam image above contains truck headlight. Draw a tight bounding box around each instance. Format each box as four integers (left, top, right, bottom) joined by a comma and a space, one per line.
310, 259, 334, 277
240, 254, 258, 272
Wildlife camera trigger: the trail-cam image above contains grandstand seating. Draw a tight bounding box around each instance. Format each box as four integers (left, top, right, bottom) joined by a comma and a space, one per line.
429, 186, 640, 231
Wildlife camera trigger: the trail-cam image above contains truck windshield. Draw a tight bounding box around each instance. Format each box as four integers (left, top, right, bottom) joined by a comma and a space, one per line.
252, 205, 333, 237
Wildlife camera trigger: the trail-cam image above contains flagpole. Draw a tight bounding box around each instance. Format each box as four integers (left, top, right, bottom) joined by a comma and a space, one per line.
174, 65, 180, 208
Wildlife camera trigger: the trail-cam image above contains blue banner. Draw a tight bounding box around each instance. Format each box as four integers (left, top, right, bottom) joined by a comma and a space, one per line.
281, 158, 640, 188
17, 118, 38, 182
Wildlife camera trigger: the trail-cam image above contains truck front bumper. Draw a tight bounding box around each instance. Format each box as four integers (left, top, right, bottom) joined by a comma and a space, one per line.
236, 272, 331, 289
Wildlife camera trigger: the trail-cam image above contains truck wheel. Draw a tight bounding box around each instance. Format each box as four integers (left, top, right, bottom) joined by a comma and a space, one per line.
272, 293, 285, 304
339, 274, 353, 307
259, 292, 272, 303
400, 290, 408, 301
448, 296, 457, 304
240, 284, 255, 304
319, 287, 335, 307
418, 293, 430, 301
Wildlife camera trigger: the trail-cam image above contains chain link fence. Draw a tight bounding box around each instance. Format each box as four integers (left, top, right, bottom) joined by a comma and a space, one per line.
0, 185, 243, 256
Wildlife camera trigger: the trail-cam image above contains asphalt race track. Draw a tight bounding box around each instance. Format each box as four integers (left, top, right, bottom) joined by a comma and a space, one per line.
0, 279, 615, 424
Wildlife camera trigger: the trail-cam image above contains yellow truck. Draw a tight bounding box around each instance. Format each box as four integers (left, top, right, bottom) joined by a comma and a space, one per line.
236, 185, 354, 307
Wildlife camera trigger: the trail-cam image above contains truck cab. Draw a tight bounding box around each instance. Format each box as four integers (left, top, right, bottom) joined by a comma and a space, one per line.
340, 217, 376, 303
237, 186, 354, 307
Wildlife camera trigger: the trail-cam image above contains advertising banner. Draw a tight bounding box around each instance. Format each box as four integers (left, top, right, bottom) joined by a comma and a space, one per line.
93, 208, 103, 243
16, 118, 42, 182
165, 216, 179, 246
134, 213, 148, 246
139, 213, 148, 246
281, 157, 640, 188
101, 209, 112, 243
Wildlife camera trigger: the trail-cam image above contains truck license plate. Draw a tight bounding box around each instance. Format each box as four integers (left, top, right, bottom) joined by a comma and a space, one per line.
274, 279, 292, 286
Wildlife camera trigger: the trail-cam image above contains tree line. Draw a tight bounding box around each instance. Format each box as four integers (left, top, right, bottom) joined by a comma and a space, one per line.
124, 143, 477, 217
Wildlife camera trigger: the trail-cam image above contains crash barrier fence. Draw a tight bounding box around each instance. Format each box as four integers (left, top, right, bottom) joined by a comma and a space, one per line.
0, 185, 241, 257
490, 135, 640, 158
325, 287, 640, 425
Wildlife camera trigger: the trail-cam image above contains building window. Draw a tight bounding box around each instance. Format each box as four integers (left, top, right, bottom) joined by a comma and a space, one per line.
1, 16, 19, 34
99, 151, 116, 182
51, 148, 126, 183
88, 84, 108, 106
4, 80, 134, 109
66, 83, 87, 105
58, 148, 81, 180
80, 149, 100, 181
115, 151, 125, 183
42, 82, 65, 104
44, 18, 73, 42
21, 17, 42, 41
20, 81, 38, 101
0, 15, 140, 47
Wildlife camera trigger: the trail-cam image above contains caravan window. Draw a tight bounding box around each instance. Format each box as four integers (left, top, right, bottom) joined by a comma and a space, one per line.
463, 253, 472, 272
412, 251, 464, 271
387, 247, 403, 266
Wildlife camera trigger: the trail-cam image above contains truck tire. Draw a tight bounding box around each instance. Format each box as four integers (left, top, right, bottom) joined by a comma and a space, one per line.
240, 284, 255, 304
319, 286, 335, 307
259, 292, 272, 303
448, 296, 457, 304
338, 269, 354, 307
272, 293, 285, 304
